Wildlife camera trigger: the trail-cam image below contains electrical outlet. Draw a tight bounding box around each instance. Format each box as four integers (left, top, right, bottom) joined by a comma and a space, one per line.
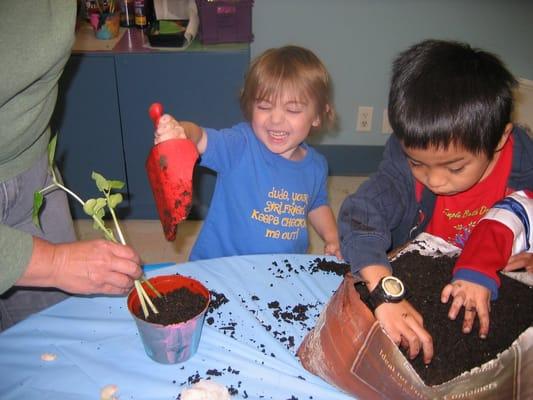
382, 108, 393, 134
356, 106, 373, 132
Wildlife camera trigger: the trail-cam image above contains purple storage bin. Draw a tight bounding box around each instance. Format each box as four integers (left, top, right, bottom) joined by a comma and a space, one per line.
196, 0, 254, 44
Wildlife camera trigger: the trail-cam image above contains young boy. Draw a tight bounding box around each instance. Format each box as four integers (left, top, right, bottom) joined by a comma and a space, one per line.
155, 45, 341, 261
338, 39, 533, 364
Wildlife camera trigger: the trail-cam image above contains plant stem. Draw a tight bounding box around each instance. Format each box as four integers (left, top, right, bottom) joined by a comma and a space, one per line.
44, 181, 85, 207
105, 192, 162, 302
138, 282, 159, 315
42, 172, 162, 316
134, 280, 149, 318
41, 181, 117, 242
108, 202, 126, 245
142, 279, 162, 298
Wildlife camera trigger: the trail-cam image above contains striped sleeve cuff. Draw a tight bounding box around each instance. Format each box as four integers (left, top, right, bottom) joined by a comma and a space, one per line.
453, 268, 499, 300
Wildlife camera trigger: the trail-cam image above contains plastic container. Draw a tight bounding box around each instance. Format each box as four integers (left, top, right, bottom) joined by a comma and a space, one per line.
127, 275, 210, 364
147, 20, 187, 48
90, 12, 121, 40
195, 0, 253, 44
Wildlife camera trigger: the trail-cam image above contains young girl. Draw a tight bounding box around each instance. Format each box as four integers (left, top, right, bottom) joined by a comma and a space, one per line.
155, 45, 341, 261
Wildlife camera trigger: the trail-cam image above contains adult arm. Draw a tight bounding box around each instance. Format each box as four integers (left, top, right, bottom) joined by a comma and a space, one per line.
1, 225, 142, 296
0, 225, 34, 294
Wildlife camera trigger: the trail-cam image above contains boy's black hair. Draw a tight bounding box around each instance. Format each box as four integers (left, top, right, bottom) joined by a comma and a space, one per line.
388, 39, 517, 157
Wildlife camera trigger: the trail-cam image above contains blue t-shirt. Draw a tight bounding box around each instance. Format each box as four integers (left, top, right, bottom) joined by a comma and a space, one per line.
189, 122, 329, 260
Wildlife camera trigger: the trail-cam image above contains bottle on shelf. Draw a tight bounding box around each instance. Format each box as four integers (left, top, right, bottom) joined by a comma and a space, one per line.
134, 0, 153, 30
120, 0, 135, 27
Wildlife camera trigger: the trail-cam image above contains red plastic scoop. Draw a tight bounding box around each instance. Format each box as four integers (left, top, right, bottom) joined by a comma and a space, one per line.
145, 103, 199, 241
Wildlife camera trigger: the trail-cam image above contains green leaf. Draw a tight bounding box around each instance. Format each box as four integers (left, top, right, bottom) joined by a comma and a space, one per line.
48, 134, 58, 167
108, 180, 125, 190
83, 198, 97, 216
32, 192, 44, 229
92, 172, 110, 192
108, 193, 123, 209
95, 198, 107, 212
95, 207, 106, 220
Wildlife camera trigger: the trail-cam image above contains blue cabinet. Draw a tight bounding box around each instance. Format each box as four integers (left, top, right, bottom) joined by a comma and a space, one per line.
53, 46, 249, 219
53, 54, 128, 218
116, 51, 248, 218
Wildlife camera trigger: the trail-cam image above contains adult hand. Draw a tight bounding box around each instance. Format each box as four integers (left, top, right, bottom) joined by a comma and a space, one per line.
154, 114, 186, 145
441, 279, 491, 339
374, 300, 434, 364
503, 251, 533, 273
18, 238, 142, 295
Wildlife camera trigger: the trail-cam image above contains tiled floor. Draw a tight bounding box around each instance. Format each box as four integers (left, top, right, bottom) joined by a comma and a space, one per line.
74, 176, 368, 265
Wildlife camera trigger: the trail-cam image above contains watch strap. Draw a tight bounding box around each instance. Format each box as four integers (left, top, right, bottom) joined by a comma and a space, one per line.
354, 280, 378, 311
354, 277, 405, 312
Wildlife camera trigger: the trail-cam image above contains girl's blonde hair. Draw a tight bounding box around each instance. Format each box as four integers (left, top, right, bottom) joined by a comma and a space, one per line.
240, 45, 336, 129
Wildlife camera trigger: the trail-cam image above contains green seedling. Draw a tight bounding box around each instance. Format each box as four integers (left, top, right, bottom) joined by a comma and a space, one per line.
33, 135, 160, 318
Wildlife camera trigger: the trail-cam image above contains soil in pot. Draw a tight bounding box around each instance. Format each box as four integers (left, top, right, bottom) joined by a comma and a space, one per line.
317, 253, 533, 386
134, 287, 209, 326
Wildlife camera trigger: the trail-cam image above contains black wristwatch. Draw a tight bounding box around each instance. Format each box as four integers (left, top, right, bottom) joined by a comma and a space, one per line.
354, 276, 406, 312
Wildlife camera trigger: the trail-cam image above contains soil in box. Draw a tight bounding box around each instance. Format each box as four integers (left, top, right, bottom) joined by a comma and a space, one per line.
318, 253, 533, 386
135, 287, 209, 326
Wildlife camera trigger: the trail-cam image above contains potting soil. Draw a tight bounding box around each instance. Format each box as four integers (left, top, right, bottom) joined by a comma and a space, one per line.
316, 252, 533, 386
136, 287, 208, 326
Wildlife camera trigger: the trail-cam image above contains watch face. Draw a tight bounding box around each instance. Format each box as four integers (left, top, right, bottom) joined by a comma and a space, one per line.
382, 276, 404, 297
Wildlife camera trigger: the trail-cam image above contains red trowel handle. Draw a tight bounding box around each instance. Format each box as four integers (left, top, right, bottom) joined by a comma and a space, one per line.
149, 102, 163, 128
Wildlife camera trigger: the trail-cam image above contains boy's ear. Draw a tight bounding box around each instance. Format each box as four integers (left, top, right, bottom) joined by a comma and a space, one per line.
496, 123, 513, 151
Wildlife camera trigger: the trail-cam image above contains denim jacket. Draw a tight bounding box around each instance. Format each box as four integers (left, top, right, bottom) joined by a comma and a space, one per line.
338, 126, 533, 274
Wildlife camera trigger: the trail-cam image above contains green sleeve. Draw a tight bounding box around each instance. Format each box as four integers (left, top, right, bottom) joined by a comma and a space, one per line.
0, 224, 33, 294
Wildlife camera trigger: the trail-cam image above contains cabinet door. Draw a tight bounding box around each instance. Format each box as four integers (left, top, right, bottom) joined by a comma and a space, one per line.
52, 55, 127, 218
116, 49, 249, 219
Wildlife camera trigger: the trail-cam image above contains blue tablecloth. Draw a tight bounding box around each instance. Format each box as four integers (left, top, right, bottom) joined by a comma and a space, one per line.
0, 254, 355, 400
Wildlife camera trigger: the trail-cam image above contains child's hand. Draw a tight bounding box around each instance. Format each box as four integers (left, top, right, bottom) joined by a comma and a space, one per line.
154, 114, 187, 145
375, 300, 434, 364
324, 241, 342, 260
441, 280, 491, 338
503, 251, 533, 273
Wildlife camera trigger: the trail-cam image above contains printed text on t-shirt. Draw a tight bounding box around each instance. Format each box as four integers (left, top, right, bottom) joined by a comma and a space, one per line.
250, 187, 308, 240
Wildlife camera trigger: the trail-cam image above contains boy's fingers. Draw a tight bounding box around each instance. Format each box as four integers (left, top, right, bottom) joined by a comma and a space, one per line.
462, 306, 476, 334
448, 293, 465, 320
440, 284, 453, 303
406, 319, 433, 364
477, 305, 490, 339
398, 323, 420, 360
398, 311, 433, 363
